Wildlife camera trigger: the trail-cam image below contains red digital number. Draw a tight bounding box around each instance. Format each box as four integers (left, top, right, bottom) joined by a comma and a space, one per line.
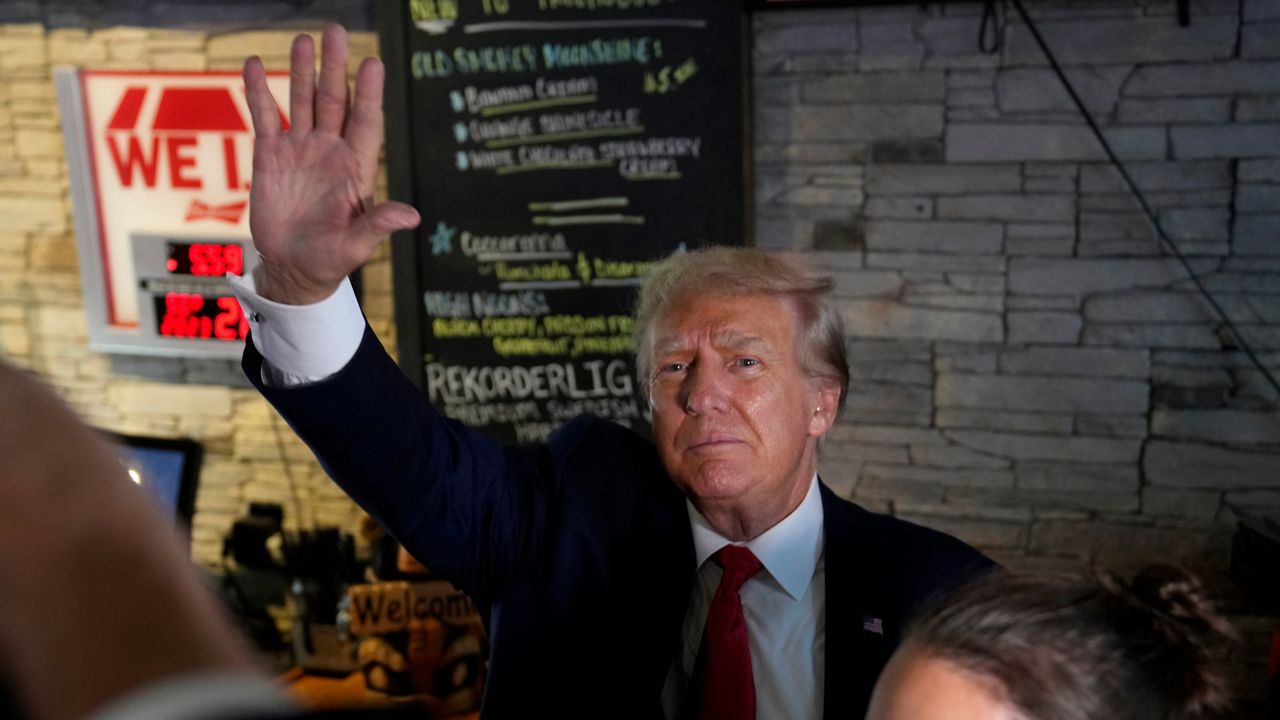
159, 292, 206, 338
167, 243, 246, 277
188, 245, 208, 276
224, 244, 244, 276
189, 244, 225, 276
213, 296, 248, 340
158, 293, 246, 341
186, 243, 244, 277
208, 245, 226, 276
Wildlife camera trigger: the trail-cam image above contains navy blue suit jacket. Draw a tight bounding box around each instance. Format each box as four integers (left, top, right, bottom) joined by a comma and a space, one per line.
245, 327, 993, 719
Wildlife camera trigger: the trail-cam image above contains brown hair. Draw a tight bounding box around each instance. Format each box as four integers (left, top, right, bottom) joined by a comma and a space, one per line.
906, 565, 1238, 720
633, 246, 849, 411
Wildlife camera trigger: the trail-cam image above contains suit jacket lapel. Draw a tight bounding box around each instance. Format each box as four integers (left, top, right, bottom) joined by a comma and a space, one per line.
606, 485, 696, 717
819, 482, 897, 720
820, 482, 861, 720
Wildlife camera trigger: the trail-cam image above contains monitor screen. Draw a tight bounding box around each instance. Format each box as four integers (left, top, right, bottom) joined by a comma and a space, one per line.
112, 435, 202, 527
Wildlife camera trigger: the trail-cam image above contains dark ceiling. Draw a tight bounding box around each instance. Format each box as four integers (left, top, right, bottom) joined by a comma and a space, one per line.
0, 0, 376, 31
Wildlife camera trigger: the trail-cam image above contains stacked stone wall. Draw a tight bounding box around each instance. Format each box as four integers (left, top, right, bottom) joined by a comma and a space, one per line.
755, 0, 1278, 700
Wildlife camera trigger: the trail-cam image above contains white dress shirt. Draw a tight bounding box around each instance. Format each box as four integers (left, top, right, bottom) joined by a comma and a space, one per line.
227, 272, 366, 385
663, 475, 826, 720
228, 274, 829, 719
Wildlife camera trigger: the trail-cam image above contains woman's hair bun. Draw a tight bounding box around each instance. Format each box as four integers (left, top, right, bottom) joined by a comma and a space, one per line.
1124, 563, 1236, 639
1107, 563, 1238, 718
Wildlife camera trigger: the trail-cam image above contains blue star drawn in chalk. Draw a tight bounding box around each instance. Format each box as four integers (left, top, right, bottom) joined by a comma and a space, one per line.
453, 122, 468, 144
429, 221, 457, 256
455, 151, 469, 171
449, 91, 465, 113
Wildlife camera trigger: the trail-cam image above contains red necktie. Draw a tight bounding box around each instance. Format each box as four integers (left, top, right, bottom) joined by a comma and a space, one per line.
691, 545, 763, 720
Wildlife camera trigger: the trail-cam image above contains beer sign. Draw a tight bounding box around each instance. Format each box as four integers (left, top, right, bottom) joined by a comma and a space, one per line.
56, 69, 289, 358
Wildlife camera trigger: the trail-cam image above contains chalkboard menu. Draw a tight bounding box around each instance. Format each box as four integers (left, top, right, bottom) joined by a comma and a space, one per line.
377, 0, 746, 444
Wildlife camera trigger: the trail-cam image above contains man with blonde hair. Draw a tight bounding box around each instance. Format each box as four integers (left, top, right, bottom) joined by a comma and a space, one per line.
234, 24, 992, 719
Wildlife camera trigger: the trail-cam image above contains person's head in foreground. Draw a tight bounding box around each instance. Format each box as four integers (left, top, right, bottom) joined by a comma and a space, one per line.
867, 564, 1238, 720
633, 246, 849, 541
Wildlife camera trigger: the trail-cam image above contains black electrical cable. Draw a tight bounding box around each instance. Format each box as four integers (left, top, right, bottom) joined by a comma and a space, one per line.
1008, 0, 1280, 399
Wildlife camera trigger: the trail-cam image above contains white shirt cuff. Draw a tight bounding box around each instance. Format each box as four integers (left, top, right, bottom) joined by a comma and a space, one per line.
228, 271, 366, 386
87, 672, 297, 720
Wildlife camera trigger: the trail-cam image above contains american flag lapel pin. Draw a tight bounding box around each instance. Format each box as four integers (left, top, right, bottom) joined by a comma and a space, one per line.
862, 615, 884, 635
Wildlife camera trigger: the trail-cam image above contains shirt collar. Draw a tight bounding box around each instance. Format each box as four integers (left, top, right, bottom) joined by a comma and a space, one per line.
686, 473, 824, 601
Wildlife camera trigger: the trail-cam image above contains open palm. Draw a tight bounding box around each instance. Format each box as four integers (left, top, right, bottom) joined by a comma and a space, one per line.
243, 24, 419, 305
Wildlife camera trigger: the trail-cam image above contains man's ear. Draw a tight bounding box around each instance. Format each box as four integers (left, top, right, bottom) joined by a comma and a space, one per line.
807, 378, 842, 438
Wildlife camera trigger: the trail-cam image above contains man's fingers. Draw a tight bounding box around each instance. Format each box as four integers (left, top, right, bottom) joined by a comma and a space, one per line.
353, 201, 421, 254
243, 56, 281, 138
347, 57, 385, 182
314, 23, 350, 135
288, 34, 316, 134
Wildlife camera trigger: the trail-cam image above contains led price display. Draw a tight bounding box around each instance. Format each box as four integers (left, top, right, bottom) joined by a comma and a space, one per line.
166, 242, 245, 277
153, 292, 248, 341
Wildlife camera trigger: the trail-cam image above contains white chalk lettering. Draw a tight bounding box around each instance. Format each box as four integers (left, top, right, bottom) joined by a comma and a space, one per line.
598, 136, 701, 160
468, 115, 534, 142
538, 108, 641, 134
514, 422, 558, 443
517, 143, 598, 165
619, 157, 678, 179
470, 291, 551, 317
425, 359, 634, 404
546, 397, 643, 421
424, 291, 472, 318
535, 75, 598, 99
465, 149, 516, 168
442, 401, 542, 426
464, 83, 535, 114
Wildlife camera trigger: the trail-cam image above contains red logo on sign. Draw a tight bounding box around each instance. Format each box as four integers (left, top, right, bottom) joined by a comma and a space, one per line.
102, 84, 286, 203
185, 199, 248, 224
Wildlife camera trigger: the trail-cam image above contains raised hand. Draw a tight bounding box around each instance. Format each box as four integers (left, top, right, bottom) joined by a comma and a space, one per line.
243, 23, 420, 305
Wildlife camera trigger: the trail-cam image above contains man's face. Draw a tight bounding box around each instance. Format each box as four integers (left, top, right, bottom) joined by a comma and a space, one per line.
648, 293, 838, 531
